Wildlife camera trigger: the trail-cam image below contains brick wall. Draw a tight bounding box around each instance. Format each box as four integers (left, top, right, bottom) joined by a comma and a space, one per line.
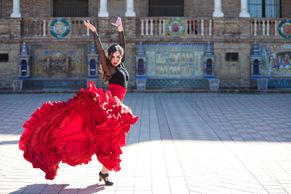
88, 0, 99, 17
1, 1, 291, 90
185, 0, 214, 17
135, 0, 148, 17
0, 0, 2, 17
185, 0, 241, 18
0, 18, 21, 89
20, 0, 33, 17
2, 0, 148, 17
222, 0, 240, 18
3, 0, 291, 18
282, 0, 291, 18
214, 42, 251, 88
108, 0, 125, 17
97, 0, 147, 17
0, 43, 20, 89
2, 0, 12, 18
2, 0, 52, 17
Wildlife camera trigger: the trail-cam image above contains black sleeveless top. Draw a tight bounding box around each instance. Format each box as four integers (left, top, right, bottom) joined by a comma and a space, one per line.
109, 64, 129, 88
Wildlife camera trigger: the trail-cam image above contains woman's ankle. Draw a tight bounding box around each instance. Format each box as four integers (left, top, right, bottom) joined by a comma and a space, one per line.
101, 166, 109, 174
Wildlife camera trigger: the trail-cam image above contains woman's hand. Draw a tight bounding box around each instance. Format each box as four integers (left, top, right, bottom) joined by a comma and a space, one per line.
83, 20, 97, 33
111, 17, 123, 32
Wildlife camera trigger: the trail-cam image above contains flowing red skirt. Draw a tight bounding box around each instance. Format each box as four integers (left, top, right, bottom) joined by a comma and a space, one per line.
19, 81, 138, 180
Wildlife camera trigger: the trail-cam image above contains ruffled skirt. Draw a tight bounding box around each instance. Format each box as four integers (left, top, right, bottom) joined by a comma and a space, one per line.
19, 81, 138, 180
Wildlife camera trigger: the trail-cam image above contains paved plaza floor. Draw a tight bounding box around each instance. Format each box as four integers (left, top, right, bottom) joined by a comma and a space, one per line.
0, 92, 291, 194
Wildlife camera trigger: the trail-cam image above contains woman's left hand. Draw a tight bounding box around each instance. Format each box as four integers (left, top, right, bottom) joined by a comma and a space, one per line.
111, 17, 123, 32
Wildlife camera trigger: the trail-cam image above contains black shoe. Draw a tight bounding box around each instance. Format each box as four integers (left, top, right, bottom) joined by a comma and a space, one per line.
99, 171, 114, 186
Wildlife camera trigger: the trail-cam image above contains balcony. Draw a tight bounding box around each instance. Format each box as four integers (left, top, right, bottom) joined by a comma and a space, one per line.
251, 19, 279, 37
139, 17, 213, 38
18, 17, 289, 42
21, 17, 96, 41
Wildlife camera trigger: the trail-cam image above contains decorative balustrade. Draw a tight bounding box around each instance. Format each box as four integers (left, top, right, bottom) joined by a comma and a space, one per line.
20, 17, 287, 40
21, 17, 97, 39
251, 19, 279, 37
139, 17, 213, 37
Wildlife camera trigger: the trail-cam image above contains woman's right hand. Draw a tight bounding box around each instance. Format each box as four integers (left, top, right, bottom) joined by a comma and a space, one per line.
83, 20, 97, 33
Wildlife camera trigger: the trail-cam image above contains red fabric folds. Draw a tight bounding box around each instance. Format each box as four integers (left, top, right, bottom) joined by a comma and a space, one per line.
108, 84, 126, 101
19, 81, 138, 180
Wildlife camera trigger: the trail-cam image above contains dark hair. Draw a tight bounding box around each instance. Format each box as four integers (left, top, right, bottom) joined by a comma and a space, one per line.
107, 44, 124, 60
99, 44, 124, 83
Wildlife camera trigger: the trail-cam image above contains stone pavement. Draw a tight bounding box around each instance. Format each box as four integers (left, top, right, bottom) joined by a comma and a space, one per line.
0, 92, 291, 194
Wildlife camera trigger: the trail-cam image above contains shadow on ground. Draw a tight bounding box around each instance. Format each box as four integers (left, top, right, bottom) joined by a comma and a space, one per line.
10, 183, 105, 194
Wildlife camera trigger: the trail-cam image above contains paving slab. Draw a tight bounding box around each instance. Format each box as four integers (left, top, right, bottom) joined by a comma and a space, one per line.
0, 93, 291, 194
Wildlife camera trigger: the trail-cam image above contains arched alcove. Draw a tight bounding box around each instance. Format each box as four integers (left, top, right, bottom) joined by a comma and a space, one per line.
253, 59, 260, 75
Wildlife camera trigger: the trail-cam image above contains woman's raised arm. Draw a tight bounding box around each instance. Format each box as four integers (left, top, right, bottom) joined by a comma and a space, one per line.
111, 17, 125, 61
84, 20, 113, 76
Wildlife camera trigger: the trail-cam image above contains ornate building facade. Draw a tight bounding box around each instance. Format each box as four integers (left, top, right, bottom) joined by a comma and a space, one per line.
0, 0, 291, 91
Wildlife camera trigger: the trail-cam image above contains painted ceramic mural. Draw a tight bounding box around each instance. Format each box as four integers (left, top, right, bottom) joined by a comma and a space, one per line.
144, 43, 205, 78
260, 44, 291, 77
33, 49, 84, 78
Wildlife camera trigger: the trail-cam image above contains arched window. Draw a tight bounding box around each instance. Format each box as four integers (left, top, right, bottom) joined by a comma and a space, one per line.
149, 0, 184, 16
253, 59, 260, 75
248, 0, 281, 18
20, 60, 28, 76
89, 59, 96, 76
137, 58, 145, 75
53, 0, 88, 17
206, 59, 213, 75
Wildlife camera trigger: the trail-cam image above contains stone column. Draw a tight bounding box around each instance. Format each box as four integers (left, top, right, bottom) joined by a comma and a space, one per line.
125, 0, 136, 17
98, 0, 109, 17
239, 0, 250, 17
213, 0, 224, 17
10, 0, 21, 18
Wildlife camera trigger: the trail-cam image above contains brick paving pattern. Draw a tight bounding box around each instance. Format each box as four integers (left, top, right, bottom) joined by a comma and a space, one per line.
0, 93, 291, 194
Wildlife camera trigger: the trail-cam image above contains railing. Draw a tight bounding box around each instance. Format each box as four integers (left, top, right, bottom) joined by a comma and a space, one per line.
139, 17, 213, 37
20, 17, 286, 40
21, 17, 97, 39
251, 19, 279, 37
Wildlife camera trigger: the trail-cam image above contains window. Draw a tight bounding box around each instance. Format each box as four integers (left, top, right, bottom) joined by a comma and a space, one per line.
149, 0, 184, 16
20, 60, 28, 76
137, 58, 145, 75
206, 59, 213, 75
89, 59, 96, 76
53, 0, 88, 17
248, 0, 281, 18
0, 54, 9, 62
253, 59, 260, 75
226, 53, 239, 62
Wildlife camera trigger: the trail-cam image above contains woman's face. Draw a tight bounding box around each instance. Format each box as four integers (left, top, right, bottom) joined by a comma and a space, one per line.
110, 51, 122, 67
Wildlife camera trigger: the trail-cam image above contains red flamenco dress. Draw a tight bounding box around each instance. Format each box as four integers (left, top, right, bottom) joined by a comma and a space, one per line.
19, 81, 138, 180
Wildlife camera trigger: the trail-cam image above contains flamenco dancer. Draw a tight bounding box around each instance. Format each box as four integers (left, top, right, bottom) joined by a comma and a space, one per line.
19, 17, 138, 186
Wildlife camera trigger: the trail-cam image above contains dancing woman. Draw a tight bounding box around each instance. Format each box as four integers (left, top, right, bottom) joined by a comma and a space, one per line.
19, 17, 137, 186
